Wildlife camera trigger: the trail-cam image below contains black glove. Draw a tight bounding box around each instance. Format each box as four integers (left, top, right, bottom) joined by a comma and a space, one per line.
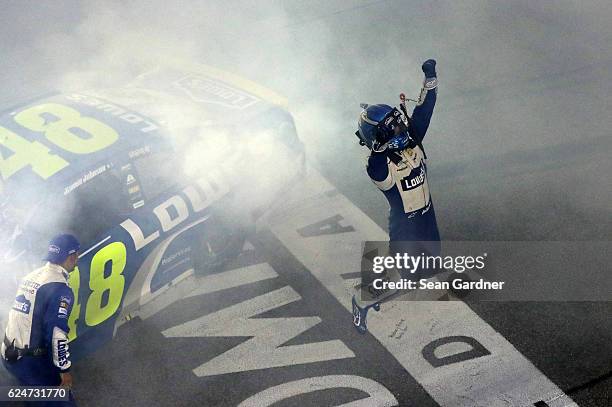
422, 59, 437, 78
371, 139, 387, 153
374, 125, 392, 145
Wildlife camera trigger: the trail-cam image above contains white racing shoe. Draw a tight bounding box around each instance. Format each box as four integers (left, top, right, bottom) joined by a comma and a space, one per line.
351, 294, 381, 334
351, 270, 402, 334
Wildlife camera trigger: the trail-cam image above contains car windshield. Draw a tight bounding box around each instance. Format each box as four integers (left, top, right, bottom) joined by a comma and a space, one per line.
132, 150, 180, 200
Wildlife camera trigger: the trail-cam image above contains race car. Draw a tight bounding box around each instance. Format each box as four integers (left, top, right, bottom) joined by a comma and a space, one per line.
0, 60, 305, 359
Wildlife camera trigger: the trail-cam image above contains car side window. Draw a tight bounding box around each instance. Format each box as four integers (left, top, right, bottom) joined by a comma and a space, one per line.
132, 151, 180, 201
62, 169, 132, 246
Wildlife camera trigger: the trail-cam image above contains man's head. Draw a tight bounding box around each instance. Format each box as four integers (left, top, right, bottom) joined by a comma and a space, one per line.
43, 234, 80, 272
356, 104, 409, 149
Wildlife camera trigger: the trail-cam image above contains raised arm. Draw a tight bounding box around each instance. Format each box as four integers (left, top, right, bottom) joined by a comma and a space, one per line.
410, 59, 438, 144
367, 152, 394, 191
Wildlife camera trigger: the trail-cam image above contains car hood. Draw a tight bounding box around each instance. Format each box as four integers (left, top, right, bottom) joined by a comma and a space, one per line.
0, 61, 294, 195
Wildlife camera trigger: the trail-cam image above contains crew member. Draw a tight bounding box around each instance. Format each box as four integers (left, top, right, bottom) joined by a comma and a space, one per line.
2, 234, 79, 405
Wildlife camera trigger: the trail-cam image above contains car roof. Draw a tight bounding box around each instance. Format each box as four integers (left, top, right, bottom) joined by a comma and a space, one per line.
0, 92, 171, 201
0, 61, 291, 208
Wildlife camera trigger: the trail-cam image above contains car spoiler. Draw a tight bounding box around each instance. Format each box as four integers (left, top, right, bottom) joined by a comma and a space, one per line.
156, 57, 289, 109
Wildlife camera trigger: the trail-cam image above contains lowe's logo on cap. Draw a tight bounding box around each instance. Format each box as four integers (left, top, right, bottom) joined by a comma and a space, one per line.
43, 234, 80, 264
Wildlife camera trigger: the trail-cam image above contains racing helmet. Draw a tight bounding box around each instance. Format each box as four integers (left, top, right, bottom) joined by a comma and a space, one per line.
356, 104, 406, 149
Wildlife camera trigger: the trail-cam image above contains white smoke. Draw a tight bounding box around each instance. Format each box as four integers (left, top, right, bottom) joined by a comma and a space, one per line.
1, 0, 611, 332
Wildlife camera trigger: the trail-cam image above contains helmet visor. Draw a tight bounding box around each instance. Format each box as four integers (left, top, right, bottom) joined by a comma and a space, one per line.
377, 107, 407, 137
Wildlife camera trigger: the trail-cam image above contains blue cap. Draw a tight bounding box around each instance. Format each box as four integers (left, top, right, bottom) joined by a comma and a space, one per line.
43, 234, 80, 264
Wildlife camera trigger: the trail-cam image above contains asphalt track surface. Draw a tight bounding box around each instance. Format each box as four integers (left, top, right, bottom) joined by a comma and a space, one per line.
1, 1, 611, 406
65, 167, 609, 407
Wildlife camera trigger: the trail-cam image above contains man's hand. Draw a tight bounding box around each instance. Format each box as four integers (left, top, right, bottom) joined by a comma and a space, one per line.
371, 140, 388, 153
60, 372, 73, 389
422, 59, 437, 78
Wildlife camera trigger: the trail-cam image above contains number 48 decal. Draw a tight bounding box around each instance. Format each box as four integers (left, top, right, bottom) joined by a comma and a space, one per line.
0, 102, 119, 181
68, 241, 127, 342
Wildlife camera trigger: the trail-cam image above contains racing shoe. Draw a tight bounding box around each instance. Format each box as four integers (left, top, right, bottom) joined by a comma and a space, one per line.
351, 270, 403, 334
352, 294, 380, 334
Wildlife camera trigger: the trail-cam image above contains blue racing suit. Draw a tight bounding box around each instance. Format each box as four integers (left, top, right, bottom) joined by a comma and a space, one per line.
366, 76, 441, 257
1, 262, 75, 405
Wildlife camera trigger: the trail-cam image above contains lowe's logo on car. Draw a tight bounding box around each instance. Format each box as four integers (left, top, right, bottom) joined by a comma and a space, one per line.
64, 93, 159, 133
173, 75, 259, 109
120, 174, 230, 251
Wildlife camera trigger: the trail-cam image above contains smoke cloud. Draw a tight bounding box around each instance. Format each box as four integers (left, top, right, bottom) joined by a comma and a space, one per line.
0, 0, 610, 352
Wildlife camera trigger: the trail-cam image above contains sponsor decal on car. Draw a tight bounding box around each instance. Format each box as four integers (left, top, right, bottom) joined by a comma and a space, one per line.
64, 164, 110, 195
128, 145, 151, 159
160, 246, 192, 266
173, 75, 259, 109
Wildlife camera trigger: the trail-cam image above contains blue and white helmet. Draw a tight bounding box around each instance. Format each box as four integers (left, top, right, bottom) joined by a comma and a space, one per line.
356, 104, 393, 149
356, 104, 408, 150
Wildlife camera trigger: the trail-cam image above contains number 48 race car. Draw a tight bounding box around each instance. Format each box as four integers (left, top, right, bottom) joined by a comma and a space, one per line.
0, 61, 305, 359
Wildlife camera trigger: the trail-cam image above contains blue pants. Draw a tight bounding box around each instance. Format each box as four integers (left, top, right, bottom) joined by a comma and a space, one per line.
389, 203, 441, 244
389, 203, 441, 280
2, 356, 76, 406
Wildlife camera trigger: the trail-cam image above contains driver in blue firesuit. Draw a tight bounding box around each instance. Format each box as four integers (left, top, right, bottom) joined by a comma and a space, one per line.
352, 59, 441, 334
2, 234, 79, 406
361, 59, 440, 244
